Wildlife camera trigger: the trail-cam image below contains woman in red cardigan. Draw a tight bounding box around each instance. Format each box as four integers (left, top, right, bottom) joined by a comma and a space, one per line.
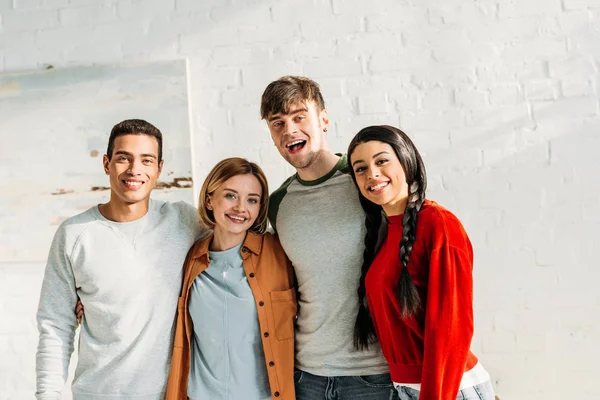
347, 125, 495, 400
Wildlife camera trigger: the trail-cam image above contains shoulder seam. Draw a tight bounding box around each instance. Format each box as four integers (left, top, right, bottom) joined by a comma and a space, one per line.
68, 221, 96, 265
268, 175, 296, 232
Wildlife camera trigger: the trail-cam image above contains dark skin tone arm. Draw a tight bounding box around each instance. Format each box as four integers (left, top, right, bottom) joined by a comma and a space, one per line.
75, 299, 83, 324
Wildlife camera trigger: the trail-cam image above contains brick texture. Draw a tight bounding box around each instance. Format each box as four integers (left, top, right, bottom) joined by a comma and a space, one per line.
0, 1, 599, 399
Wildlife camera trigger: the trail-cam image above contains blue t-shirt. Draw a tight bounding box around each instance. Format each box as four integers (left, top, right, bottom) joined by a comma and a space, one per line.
187, 242, 270, 400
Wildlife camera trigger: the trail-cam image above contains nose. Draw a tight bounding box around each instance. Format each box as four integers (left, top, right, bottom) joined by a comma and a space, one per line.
368, 166, 380, 180
286, 120, 298, 136
232, 198, 244, 212
127, 159, 143, 175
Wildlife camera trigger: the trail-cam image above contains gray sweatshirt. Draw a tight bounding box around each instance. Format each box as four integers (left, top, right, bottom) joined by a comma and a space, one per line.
268, 155, 389, 377
36, 199, 206, 400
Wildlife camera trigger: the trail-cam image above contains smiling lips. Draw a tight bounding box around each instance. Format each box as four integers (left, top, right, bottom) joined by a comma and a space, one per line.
367, 181, 390, 194
122, 180, 145, 191
226, 214, 248, 224
285, 139, 306, 153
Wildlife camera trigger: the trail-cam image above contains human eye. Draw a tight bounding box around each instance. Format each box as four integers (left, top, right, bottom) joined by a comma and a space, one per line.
117, 156, 129, 162
272, 120, 283, 128
142, 158, 154, 165
225, 193, 236, 200
376, 158, 388, 165
248, 198, 259, 204
354, 165, 366, 174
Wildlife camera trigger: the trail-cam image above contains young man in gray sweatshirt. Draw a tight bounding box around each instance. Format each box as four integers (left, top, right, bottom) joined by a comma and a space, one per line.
260, 76, 398, 400
35, 119, 207, 400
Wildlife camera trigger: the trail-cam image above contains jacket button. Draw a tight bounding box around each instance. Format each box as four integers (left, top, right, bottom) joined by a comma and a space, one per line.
249, 272, 255, 278
264, 332, 269, 337
274, 392, 280, 397
259, 301, 264, 306
269, 361, 275, 367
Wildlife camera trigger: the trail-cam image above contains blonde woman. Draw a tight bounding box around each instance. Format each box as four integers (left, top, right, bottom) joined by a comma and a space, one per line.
166, 158, 296, 400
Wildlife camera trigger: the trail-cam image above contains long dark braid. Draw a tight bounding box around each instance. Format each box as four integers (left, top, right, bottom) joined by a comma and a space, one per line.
348, 125, 427, 350
397, 181, 425, 317
353, 195, 382, 350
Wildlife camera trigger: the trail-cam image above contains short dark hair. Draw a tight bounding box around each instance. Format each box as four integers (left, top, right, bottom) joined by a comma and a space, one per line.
106, 119, 163, 161
260, 76, 326, 119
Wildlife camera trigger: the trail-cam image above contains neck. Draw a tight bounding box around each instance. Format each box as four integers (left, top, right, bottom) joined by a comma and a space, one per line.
382, 197, 408, 217
296, 151, 340, 181
210, 226, 246, 251
98, 196, 150, 222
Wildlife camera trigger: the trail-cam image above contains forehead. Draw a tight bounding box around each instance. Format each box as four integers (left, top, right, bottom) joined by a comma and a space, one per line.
220, 173, 263, 194
351, 140, 394, 160
111, 134, 159, 156
268, 100, 319, 119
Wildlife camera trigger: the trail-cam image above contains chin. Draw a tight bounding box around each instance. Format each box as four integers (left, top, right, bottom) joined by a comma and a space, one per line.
123, 195, 150, 204
365, 195, 386, 207
227, 228, 249, 235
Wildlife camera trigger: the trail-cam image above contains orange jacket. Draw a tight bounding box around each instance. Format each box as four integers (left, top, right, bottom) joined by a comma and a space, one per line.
166, 231, 296, 400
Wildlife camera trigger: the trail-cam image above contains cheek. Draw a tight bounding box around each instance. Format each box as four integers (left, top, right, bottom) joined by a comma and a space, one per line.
359, 186, 370, 198
271, 130, 282, 143
147, 167, 160, 176
211, 200, 227, 215
355, 177, 369, 196
248, 204, 261, 219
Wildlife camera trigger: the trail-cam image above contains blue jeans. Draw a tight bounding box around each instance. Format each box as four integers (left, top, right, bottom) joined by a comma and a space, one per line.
395, 380, 496, 400
294, 369, 399, 400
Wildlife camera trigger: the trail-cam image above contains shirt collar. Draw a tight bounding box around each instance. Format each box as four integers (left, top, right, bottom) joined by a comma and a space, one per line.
191, 231, 263, 260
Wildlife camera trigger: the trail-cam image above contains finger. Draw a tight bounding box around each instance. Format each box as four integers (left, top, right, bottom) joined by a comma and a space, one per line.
75, 301, 84, 324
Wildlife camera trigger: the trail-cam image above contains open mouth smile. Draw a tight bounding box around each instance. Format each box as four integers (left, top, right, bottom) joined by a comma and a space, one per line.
285, 140, 307, 154
122, 180, 145, 190
367, 181, 389, 193
226, 214, 248, 224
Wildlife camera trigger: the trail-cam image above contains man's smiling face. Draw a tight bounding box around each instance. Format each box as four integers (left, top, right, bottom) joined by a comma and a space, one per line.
103, 134, 163, 206
266, 100, 329, 170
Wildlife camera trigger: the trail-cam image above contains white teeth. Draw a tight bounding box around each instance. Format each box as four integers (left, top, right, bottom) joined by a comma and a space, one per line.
125, 181, 142, 187
286, 140, 305, 148
369, 182, 388, 191
229, 215, 245, 221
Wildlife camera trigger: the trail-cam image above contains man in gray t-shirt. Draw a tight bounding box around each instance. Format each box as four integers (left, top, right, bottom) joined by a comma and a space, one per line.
260, 76, 398, 400
35, 119, 207, 400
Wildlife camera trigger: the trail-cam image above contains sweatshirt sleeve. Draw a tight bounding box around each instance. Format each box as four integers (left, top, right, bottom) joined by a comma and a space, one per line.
420, 244, 474, 400
35, 226, 79, 400
175, 201, 211, 240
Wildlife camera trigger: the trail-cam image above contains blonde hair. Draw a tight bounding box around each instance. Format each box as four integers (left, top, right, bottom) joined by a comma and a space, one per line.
198, 157, 269, 234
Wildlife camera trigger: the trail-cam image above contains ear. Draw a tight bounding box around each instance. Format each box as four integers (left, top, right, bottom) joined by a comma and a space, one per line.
206, 195, 213, 211
157, 159, 164, 178
102, 154, 110, 175
320, 108, 329, 131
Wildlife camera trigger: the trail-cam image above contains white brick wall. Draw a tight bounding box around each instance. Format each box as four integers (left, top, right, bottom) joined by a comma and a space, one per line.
1, 0, 599, 399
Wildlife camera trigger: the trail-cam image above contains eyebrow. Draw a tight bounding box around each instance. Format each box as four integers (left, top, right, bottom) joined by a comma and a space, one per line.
223, 188, 261, 197
351, 151, 390, 167
114, 150, 157, 159
267, 107, 309, 122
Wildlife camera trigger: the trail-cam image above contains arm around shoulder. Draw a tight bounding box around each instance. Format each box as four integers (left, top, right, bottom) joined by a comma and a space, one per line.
174, 201, 211, 240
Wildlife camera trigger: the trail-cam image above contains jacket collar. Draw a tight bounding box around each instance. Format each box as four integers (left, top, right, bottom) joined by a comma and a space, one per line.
191, 231, 263, 260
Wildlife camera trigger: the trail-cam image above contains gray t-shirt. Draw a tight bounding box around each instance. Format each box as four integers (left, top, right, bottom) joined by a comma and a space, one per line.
188, 242, 270, 400
36, 199, 207, 400
268, 154, 389, 376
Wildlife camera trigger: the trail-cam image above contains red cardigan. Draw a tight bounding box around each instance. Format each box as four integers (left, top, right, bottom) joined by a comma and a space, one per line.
365, 200, 479, 400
